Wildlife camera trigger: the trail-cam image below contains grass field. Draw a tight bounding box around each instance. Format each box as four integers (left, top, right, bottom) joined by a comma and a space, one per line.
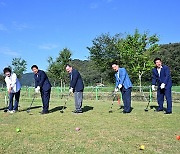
0, 94, 180, 154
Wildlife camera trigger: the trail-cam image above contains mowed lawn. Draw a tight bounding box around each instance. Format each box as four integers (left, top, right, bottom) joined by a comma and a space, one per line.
0, 95, 180, 154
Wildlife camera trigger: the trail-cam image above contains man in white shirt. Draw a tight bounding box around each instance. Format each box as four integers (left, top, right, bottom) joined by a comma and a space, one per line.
3, 67, 21, 113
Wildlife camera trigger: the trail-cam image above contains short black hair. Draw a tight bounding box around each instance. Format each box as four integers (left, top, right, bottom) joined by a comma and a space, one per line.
3, 67, 11, 74
66, 64, 72, 68
154, 58, 162, 64
31, 65, 38, 70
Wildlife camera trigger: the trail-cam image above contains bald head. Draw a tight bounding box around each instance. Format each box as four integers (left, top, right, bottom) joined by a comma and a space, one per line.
112, 64, 119, 72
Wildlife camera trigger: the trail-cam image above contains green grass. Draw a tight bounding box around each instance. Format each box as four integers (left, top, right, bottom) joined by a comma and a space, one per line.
0, 95, 180, 154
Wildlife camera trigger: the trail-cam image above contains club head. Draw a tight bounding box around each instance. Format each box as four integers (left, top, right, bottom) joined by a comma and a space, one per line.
4, 109, 8, 112
144, 109, 149, 112
109, 110, 113, 113
26, 110, 30, 113
60, 110, 64, 113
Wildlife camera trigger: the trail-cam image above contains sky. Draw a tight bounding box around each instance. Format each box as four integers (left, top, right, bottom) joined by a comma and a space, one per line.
0, 0, 180, 73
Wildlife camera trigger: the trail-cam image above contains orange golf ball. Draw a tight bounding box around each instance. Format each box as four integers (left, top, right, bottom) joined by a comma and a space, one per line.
176, 135, 180, 140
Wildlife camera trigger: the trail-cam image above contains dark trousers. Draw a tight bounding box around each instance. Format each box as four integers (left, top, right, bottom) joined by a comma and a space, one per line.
74, 92, 83, 111
40, 89, 51, 112
9, 90, 20, 111
121, 87, 132, 112
157, 88, 172, 112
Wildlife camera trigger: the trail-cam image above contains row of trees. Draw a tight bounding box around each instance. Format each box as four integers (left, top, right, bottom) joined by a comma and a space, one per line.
1, 29, 180, 87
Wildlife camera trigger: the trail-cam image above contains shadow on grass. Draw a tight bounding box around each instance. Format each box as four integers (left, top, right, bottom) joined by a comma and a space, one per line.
49, 106, 67, 113
150, 105, 167, 111
0, 107, 7, 111
82, 106, 94, 113
20, 106, 42, 112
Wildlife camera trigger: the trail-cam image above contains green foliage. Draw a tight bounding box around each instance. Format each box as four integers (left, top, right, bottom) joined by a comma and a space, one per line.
11, 58, 27, 78
116, 29, 159, 86
88, 30, 159, 86
87, 33, 122, 83
70, 59, 103, 86
151, 43, 180, 85
47, 48, 72, 86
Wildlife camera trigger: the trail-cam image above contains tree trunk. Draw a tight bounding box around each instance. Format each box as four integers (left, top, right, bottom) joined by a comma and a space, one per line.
60, 79, 63, 93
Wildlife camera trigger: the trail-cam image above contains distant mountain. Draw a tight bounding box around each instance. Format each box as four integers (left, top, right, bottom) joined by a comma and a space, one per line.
20, 73, 34, 86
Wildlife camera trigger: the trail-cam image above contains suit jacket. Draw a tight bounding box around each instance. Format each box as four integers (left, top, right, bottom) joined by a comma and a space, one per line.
70, 69, 84, 92
152, 65, 172, 89
34, 70, 52, 91
115, 68, 132, 89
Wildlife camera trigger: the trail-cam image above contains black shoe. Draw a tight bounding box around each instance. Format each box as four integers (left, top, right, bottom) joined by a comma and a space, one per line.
40, 111, 49, 114
122, 110, 130, 114
154, 109, 163, 112
164, 111, 172, 114
72, 110, 82, 114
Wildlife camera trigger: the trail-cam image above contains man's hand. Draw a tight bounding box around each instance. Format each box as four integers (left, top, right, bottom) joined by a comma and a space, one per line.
152, 85, 156, 91
35, 86, 40, 93
8, 87, 12, 94
118, 84, 122, 89
160, 83, 165, 89
69, 87, 73, 93
114, 88, 118, 92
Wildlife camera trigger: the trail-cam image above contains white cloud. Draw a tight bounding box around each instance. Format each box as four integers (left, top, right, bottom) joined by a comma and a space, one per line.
38, 43, 59, 50
0, 23, 7, 31
12, 21, 31, 31
90, 3, 98, 9
0, 47, 20, 57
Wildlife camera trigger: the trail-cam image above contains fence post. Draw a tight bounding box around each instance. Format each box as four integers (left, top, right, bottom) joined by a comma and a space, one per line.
95, 86, 99, 100
149, 86, 152, 103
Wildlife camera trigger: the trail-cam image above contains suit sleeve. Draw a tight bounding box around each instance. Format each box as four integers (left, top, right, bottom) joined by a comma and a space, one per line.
152, 69, 157, 85
163, 66, 171, 85
34, 75, 38, 88
70, 70, 79, 88
119, 68, 126, 85
115, 74, 119, 88
38, 71, 47, 87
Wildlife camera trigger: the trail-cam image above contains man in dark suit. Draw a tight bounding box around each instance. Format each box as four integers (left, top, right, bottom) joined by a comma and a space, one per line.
66, 64, 84, 113
31, 65, 52, 114
152, 58, 172, 114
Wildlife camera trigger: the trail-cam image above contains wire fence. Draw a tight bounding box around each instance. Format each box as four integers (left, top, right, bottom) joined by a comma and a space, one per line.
0, 86, 180, 103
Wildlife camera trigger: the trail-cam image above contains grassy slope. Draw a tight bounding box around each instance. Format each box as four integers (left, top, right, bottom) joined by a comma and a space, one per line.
0, 96, 180, 154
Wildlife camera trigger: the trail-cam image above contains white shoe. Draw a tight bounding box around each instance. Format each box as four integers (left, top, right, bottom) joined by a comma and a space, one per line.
9, 110, 15, 114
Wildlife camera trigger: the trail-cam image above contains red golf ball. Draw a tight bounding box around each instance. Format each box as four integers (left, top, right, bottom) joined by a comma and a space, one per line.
176, 135, 180, 140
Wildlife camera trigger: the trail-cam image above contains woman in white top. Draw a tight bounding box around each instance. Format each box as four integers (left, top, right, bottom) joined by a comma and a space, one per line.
3, 67, 21, 113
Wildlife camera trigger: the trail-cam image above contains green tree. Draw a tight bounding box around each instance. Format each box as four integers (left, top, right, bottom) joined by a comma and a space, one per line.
117, 29, 159, 90
87, 33, 123, 83
12, 58, 27, 78
47, 48, 72, 87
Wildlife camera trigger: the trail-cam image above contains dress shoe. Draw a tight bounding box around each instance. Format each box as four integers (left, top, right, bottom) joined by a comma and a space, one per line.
154, 109, 163, 112
40, 111, 49, 114
164, 111, 172, 114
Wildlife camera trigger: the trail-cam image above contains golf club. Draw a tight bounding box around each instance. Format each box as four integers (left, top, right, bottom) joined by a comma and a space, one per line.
60, 92, 71, 113
108, 91, 116, 113
26, 93, 36, 113
4, 95, 9, 112
144, 87, 152, 112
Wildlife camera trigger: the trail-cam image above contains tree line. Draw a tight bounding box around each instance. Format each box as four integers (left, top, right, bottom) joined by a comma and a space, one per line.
0, 29, 180, 87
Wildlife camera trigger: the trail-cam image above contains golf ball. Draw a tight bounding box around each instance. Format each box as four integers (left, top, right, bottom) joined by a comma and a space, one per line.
176, 135, 180, 140
16, 128, 21, 132
140, 145, 145, 150
75, 127, 80, 131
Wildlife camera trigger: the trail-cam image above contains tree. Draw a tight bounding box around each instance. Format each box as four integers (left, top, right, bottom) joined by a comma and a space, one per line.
87, 33, 123, 83
12, 58, 27, 78
47, 48, 72, 87
151, 43, 180, 85
117, 29, 159, 90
